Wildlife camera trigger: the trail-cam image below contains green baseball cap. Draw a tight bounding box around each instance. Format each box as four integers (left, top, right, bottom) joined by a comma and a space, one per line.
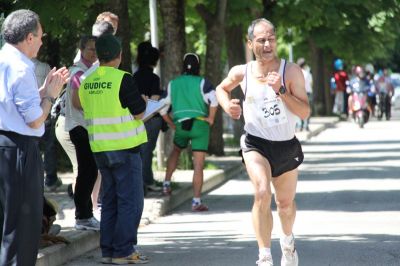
95, 34, 121, 62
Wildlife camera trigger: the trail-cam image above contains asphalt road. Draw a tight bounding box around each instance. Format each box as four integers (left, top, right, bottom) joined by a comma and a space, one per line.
63, 112, 400, 266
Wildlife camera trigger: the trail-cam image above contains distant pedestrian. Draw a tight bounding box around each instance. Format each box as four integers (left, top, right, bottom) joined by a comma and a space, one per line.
64, 35, 100, 231
375, 68, 394, 120
297, 58, 313, 131
69, 13, 118, 220
332, 59, 349, 116
133, 41, 162, 194
160, 53, 218, 212
0, 9, 68, 265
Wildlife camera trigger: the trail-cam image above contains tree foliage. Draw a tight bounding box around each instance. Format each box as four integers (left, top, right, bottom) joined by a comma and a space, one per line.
1, 0, 111, 66
271, 0, 400, 66
266, 0, 400, 114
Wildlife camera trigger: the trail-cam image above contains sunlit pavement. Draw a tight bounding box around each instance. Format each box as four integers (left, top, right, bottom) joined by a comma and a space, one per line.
63, 111, 400, 266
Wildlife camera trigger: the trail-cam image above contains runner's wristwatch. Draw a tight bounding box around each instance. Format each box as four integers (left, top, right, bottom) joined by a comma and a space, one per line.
279, 85, 286, 95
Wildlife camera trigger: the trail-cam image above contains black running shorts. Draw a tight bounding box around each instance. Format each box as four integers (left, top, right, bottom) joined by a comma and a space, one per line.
240, 133, 304, 177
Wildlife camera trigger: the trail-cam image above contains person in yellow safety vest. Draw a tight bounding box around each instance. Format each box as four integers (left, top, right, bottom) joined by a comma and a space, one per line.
76, 34, 149, 264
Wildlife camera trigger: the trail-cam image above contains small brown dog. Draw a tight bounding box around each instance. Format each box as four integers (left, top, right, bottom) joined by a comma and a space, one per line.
40, 197, 69, 248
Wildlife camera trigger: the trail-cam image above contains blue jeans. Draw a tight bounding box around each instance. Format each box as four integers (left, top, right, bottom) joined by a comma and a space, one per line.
94, 150, 144, 258
140, 116, 162, 186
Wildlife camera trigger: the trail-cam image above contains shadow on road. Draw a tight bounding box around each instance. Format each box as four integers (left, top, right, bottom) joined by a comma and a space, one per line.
304, 140, 400, 146
138, 230, 400, 266
299, 167, 400, 181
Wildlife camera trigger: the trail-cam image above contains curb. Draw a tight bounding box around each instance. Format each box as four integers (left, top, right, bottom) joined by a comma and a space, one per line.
37, 230, 99, 266
36, 161, 243, 266
154, 163, 244, 217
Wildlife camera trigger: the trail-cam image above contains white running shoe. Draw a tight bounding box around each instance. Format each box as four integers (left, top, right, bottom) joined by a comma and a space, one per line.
280, 235, 299, 266
75, 217, 100, 231
256, 254, 273, 266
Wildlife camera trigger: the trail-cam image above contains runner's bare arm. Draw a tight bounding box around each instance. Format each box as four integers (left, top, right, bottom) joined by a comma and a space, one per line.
216, 65, 245, 120
280, 63, 310, 120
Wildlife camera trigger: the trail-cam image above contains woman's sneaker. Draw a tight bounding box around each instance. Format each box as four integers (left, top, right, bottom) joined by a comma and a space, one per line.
256, 254, 273, 265
162, 183, 171, 196
75, 217, 100, 231
191, 203, 209, 212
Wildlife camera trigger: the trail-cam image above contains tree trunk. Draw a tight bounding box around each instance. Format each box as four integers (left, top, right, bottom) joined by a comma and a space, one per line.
159, 0, 186, 86
225, 24, 245, 142
159, 0, 186, 164
322, 54, 333, 114
196, 0, 227, 156
309, 38, 327, 115
108, 0, 132, 73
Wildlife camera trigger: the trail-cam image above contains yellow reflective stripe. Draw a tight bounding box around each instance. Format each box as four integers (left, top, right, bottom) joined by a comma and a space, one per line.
89, 124, 146, 141
86, 115, 133, 126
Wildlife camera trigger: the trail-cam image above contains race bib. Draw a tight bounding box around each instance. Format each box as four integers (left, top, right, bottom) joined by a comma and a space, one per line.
259, 97, 288, 128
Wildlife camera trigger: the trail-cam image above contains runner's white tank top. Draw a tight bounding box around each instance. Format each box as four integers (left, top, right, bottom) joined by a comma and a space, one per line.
240, 59, 297, 141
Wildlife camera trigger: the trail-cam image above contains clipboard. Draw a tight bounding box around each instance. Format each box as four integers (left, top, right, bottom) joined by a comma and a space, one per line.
142, 99, 167, 122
